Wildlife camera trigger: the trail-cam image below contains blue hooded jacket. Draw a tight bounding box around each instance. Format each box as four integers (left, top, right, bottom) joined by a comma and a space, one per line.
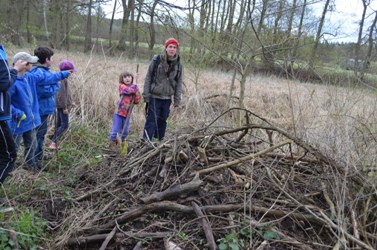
0, 44, 18, 121
8, 73, 42, 135
30, 66, 70, 116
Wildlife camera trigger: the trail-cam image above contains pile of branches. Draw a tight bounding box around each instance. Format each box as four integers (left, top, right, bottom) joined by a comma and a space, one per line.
53, 109, 377, 250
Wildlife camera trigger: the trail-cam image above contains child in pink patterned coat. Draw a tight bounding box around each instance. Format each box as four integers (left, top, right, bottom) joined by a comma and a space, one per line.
109, 71, 141, 150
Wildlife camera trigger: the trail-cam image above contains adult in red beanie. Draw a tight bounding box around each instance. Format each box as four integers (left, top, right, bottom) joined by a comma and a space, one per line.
165, 38, 179, 49
142, 38, 183, 143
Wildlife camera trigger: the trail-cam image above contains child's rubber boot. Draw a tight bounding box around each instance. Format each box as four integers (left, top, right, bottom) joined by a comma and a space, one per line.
120, 141, 128, 156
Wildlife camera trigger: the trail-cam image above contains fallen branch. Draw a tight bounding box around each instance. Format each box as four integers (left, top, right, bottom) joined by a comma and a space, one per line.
141, 175, 203, 204
99, 226, 116, 250
194, 139, 292, 175
192, 202, 216, 250
67, 232, 169, 247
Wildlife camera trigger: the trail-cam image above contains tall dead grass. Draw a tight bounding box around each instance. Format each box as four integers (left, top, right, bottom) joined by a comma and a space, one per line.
51, 50, 377, 173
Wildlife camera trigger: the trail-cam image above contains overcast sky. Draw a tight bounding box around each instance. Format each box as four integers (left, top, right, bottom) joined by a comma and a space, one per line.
103, 0, 377, 43
315, 0, 377, 43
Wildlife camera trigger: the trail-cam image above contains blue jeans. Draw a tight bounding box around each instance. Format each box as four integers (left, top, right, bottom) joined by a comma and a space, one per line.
143, 97, 171, 141
109, 114, 130, 142
35, 114, 49, 162
14, 129, 37, 168
51, 108, 69, 143
0, 121, 17, 183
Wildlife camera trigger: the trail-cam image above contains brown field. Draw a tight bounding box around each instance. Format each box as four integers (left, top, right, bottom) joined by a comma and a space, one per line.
46, 49, 377, 172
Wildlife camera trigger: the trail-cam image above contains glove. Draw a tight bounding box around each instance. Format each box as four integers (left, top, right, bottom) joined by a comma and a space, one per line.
17, 114, 26, 127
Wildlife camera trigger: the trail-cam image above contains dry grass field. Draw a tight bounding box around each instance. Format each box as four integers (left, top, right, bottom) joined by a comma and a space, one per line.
49, 49, 377, 173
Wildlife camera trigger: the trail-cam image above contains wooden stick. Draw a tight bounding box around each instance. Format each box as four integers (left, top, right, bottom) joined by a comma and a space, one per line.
141, 175, 203, 204
192, 202, 216, 250
194, 139, 292, 175
67, 232, 169, 246
99, 226, 116, 250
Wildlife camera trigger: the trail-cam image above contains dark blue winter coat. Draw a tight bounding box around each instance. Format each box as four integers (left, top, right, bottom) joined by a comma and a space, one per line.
0, 44, 18, 121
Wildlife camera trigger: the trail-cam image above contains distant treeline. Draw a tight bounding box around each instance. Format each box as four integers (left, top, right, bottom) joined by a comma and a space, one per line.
0, 0, 376, 82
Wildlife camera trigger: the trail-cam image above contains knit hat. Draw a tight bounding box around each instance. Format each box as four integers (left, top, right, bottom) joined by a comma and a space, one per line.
59, 59, 76, 72
165, 38, 179, 49
13, 52, 38, 64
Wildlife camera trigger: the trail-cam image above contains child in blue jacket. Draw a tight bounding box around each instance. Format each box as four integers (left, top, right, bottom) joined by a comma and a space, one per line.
9, 52, 71, 171
30, 46, 71, 164
8, 52, 41, 170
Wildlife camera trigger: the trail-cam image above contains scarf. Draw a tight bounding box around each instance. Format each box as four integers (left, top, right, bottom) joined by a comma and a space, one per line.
161, 50, 178, 75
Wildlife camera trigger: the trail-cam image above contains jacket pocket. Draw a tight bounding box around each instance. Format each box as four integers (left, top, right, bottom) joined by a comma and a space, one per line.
151, 81, 175, 96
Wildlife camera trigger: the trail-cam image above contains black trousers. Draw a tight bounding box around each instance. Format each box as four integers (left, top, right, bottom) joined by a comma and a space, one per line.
0, 120, 17, 183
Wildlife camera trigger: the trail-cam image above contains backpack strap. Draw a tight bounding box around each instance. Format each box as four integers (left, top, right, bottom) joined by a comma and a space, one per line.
152, 55, 160, 83
152, 55, 181, 82
175, 62, 181, 81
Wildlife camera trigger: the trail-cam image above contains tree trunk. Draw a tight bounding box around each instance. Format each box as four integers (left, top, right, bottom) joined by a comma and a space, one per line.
147, 0, 158, 58
188, 0, 196, 56
118, 0, 132, 50
134, 0, 143, 54
65, 0, 71, 50
26, 0, 31, 43
355, 0, 369, 77
198, 0, 207, 56
95, 4, 101, 54
290, 0, 306, 74
362, 9, 377, 79
257, 0, 269, 34
51, 0, 63, 49
43, 0, 50, 44
84, 0, 93, 53
128, 0, 135, 58
309, 0, 330, 70
109, 0, 118, 52
10, 0, 25, 46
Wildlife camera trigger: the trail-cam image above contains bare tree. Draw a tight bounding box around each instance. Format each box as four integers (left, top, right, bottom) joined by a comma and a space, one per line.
354, 0, 370, 77
84, 0, 93, 52
362, 9, 377, 79
309, 0, 331, 70
118, 0, 132, 50
109, 0, 118, 50
9, 0, 26, 45
128, 0, 136, 57
134, 0, 144, 53
64, 0, 72, 50
147, 0, 159, 58
289, 0, 307, 75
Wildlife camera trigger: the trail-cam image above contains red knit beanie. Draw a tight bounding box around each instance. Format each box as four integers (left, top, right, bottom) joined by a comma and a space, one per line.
165, 38, 179, 49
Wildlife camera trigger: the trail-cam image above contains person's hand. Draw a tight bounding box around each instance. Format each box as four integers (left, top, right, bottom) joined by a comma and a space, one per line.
63, 109, 69, 115
17, 113, 27, 127
13, 60, 27, 72
71, 102, 77, 108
